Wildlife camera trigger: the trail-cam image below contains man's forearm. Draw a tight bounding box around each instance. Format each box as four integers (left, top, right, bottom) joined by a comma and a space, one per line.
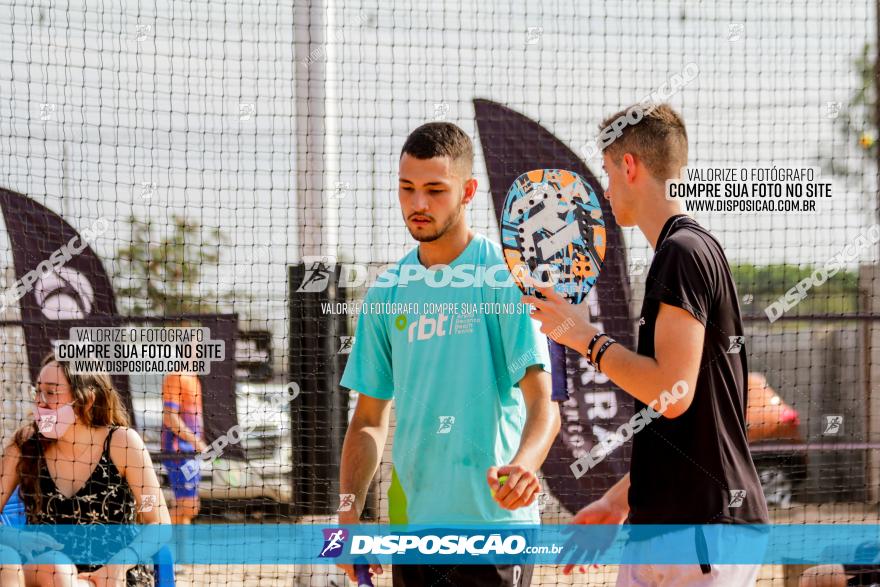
575, 328, 679, 407
603, 472, 630, 512
339, 423, 387, 521
594, 344, 668, 405
511, 396, 560, 472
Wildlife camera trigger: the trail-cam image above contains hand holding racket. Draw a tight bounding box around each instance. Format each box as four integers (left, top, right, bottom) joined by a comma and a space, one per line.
525, 287, 595, 348
339, 560, 380, 585
354, 564, 374, 586
501, 169, 607, 399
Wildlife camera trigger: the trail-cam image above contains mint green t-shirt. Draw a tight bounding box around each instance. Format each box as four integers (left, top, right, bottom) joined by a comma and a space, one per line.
340, 234, 551, 524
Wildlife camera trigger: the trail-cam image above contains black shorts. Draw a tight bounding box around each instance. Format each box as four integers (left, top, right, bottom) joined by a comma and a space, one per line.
844, 565, 880, 586
392, 564, 533, 587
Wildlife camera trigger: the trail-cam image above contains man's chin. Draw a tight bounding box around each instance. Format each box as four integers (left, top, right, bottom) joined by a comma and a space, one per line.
407, 225, 441, 242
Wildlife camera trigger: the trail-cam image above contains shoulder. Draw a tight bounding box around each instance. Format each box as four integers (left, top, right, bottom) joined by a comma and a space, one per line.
655, 220, 721, 266
109, 426, 146, 452
362, 246, 423, 303
108, 426, 149, 478
365, 250, 413, 297
162, 373, 182, 388
471, 233, 503, 263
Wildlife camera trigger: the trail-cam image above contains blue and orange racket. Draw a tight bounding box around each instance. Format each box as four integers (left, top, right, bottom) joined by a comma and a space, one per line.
501, 169, 606, 401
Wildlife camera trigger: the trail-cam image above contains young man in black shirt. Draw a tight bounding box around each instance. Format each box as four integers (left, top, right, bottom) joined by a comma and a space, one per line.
526, 103, 769, 586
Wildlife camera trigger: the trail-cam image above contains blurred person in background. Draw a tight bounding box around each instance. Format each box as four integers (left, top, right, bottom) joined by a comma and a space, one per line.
160, 336, 206, 525
0, 352, 170, 586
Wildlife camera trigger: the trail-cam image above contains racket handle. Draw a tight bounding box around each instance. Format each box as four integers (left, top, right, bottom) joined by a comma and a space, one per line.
355, 564, 374, 586
550, 341, 570, 402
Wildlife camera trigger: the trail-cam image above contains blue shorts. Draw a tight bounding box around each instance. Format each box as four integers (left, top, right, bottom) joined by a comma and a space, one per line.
163, 460, 201, 499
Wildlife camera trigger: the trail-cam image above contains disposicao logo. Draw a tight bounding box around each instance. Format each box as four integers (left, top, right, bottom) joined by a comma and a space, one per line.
319, 528, 349, 558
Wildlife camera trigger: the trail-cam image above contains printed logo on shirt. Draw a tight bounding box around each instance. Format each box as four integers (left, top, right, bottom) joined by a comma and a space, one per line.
437, 416, 455, 434
404, 312, 479, 342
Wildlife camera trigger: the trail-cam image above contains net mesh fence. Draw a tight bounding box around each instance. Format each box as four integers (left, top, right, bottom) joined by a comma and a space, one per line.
0, 0, 878, 585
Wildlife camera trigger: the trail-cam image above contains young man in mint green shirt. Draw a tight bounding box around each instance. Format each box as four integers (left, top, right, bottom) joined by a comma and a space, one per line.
337, 122, 559, 587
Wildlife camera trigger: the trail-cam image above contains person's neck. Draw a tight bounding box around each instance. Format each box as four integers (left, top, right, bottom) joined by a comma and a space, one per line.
417, 224, 475, 267
56, 423, 98, 455
635, 192, 686, 250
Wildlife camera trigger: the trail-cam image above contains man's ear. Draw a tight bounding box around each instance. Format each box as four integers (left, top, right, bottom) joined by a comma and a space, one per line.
462, 177, 478, 205
622, 153, 638, 182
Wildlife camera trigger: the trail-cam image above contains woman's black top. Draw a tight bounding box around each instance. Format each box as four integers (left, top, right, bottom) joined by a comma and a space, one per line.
27, 426, 154, 586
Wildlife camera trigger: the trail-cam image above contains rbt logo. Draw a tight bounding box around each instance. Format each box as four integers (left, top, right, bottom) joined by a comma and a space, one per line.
407, 313, 451, 343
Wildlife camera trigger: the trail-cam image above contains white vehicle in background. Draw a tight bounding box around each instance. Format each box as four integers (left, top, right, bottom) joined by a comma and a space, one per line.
130, 374, 293, 508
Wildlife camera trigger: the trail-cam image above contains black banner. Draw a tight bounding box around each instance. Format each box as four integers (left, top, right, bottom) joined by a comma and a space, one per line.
0, 188, 132, 416
195, 314, 243, 460
473, 100, 635, 511
289, 262, 349, 515
0, 189, 243, 460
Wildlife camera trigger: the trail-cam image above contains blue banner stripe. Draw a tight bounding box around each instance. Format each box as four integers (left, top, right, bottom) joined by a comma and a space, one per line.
1, 524, 879, 565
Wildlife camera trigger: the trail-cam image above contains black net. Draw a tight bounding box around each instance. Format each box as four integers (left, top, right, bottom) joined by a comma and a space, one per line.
0, 1, 878, 585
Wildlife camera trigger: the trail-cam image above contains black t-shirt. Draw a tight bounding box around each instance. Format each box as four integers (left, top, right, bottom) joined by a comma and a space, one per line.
628, 215, 769, 525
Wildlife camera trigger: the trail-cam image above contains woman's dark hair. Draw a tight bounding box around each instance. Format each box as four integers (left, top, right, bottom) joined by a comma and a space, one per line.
14, 352, 129, 519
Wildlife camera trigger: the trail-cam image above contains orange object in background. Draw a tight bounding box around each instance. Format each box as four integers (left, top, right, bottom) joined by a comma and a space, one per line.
746, 372, 801, 443
746, 373, 807, 508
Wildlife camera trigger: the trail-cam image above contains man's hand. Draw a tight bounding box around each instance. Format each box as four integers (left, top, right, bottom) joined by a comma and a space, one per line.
335, 524, 383, 584
337, 394, 391, 584
487, 464, 540, 510
522, 287, 595, 354
337, 561, 384, 585
194, 438, 209, 453
561, 496, 628, 575
335, 512, 384, 583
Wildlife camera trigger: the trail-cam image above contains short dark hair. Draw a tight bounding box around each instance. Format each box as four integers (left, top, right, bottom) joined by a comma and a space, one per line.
600, 103, 688, 180
400, 122, 474, 173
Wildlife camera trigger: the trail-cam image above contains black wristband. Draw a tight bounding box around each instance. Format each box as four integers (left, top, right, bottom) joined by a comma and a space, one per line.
594, 338, 617, 372
585, 332, 606, 364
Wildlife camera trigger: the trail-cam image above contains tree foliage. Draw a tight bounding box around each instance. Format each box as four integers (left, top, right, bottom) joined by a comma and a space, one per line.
115, 215, 231, 316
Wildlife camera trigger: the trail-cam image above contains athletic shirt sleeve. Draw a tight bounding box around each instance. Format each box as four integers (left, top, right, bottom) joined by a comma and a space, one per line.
340, 287, 395, 400
644, 238, 714, 326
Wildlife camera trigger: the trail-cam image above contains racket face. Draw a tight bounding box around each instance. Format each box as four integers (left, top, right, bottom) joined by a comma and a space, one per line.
501, 169, 606, 304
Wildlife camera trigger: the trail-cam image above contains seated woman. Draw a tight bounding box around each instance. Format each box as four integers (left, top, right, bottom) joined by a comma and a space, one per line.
1, 352, 171, 586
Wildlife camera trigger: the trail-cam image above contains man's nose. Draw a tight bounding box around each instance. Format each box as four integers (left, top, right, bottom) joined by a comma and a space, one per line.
410, 191, 430, 211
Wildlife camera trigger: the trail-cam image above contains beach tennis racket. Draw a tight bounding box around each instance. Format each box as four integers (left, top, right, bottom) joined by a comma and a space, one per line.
501, 169, 606, 401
